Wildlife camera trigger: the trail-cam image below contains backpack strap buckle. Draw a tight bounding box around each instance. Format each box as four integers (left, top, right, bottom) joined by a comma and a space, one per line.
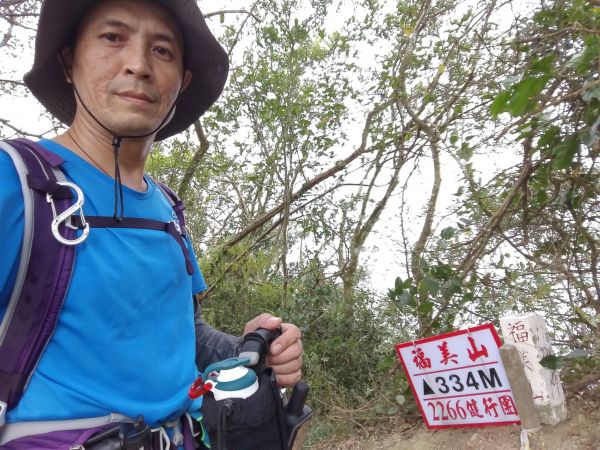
46, 181, 90, 246
0, 400, 6, 427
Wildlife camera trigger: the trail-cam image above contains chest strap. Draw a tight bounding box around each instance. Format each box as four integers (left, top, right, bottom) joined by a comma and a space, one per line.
69, 215, 195, 275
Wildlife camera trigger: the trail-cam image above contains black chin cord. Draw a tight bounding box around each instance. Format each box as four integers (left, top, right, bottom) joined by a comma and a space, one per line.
69, 80, 182, 221
112, 136, 125, 221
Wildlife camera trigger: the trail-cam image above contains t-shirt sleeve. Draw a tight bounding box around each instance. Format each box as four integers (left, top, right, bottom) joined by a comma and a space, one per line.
0, 149, 25, 320
185, 236, 207, 294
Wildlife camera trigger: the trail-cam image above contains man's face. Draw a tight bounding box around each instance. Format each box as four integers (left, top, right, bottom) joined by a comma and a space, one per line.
66, 0, 192, 137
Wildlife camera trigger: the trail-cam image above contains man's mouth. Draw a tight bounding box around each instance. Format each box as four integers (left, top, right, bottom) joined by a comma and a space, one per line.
117, 91, 155, 104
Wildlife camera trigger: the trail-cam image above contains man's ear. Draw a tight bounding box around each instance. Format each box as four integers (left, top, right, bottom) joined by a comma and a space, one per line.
58, 47, 74, 84
181, 70, 193, 93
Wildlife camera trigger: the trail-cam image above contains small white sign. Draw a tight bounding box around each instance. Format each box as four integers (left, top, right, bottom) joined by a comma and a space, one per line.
395, 323, 520, 429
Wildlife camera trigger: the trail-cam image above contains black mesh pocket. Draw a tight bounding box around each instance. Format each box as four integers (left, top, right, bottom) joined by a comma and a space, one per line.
202, 368, 288, 450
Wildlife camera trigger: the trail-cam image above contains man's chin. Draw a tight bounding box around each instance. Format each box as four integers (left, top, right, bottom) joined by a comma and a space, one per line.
103, 117, 161, 138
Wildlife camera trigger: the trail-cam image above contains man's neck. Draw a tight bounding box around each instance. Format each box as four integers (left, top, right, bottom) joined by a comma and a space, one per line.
52, 122, 154, 192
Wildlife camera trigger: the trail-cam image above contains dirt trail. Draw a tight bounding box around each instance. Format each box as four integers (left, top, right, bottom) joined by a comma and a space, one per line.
317, 384, 600, 449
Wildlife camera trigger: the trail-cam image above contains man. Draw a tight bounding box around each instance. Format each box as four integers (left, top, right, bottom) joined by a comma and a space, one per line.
0, 0, 303, 448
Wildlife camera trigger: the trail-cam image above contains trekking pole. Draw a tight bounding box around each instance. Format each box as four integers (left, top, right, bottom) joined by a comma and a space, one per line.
240, 328, 313, 450
239, 327, 281, 367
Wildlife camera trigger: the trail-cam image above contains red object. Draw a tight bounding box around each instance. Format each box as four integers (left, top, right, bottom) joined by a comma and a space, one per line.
467, 336, 489, 361
188, 377, 214, 399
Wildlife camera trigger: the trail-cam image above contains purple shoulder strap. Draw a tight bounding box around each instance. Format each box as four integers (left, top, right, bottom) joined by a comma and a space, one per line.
155, 181, 188, 236
0, 141, 196, 427
0, 139, 76, 424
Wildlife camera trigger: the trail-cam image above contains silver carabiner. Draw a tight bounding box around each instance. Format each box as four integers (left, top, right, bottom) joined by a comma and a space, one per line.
46, 181, 90, 246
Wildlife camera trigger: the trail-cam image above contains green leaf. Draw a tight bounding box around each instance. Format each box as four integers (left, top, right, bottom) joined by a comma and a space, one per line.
418, 300, 434, 316
397, 291, 411, 307
450, 133, 459, 145
377, 355, 396, 371
447, 278, 462, 295
396, 394, 406, 405
420, 278, 439, 296
566, 44, 600, 74
529, 54, 556, 74
582, 116, 600, 147
551, 135, 579, 169
394, 276, 403, 294
573, 306, 597, 329
374, 404, 387, 415
490, 91, 511, 117
432, 264, 453, 281
581, 84, 600, 103
440, 227, 455, 240
507, 76, 550, 116
534, 189, 549, 204
459, 142, 473, 160
539, 354, 562, 370
537, 125, 561, 151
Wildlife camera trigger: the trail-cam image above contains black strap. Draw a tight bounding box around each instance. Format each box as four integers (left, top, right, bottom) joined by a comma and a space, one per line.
70, 215, 195, 275
26, 174, 73, 199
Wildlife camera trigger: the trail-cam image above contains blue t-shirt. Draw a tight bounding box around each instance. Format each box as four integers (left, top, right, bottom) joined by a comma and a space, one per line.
0, 139, 206, 427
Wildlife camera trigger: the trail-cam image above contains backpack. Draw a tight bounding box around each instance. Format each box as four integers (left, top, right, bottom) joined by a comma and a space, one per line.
0, 139, 312, 450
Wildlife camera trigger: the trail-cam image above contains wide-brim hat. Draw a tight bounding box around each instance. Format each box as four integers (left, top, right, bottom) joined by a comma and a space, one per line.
24, 0, 229, 141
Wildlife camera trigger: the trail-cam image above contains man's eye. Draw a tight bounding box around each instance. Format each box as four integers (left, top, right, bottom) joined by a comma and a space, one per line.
153, 46, 174, 58
101, 33, 121, 43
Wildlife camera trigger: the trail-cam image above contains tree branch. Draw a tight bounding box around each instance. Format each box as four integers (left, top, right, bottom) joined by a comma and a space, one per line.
0, 118, 48, 139
219, 98, 396, 250
204, 9, 261, 22
0, 0, 29, 8
177, 119, 210, 200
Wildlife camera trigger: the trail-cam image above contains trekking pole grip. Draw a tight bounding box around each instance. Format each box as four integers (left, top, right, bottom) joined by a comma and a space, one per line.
239, 327, 282, 366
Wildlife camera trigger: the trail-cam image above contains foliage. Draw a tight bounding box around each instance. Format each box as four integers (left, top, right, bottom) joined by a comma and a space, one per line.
469, 0, 599, 344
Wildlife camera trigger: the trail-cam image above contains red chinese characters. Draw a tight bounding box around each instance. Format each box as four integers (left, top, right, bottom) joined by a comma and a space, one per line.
437, 340, 458, 365
466, 399, 484, 418
483, 397, 499, 417
499, 395, 518, 415
412, 347, 432, 369
467, 336, 488, 361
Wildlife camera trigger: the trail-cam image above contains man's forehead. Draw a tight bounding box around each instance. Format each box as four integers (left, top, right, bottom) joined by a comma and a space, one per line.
77, 0, 184, 46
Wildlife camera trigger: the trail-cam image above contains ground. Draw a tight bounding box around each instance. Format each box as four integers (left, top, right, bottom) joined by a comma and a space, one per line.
311, 376, 600, 449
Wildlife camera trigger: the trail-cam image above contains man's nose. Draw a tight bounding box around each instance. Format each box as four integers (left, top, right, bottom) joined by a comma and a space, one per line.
122, 42, 152, 80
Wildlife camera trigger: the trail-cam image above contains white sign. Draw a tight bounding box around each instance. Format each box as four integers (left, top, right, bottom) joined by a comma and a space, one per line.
395, 323, 520, 429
